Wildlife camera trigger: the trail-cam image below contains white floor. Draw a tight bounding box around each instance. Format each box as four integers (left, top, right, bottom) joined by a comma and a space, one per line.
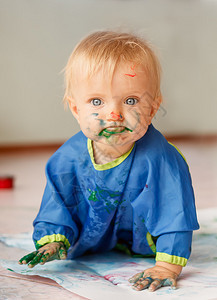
0, 140, 217, 299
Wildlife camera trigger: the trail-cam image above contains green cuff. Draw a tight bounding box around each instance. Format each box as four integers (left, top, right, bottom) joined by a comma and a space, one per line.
156, 252, 188, 267
35, 234, 71, 250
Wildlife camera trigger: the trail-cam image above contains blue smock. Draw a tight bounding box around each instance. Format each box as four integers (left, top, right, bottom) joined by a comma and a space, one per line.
33, 124, 199, 266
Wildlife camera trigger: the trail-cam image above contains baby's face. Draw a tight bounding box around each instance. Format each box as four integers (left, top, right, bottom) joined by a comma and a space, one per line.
69, 62, 159, 148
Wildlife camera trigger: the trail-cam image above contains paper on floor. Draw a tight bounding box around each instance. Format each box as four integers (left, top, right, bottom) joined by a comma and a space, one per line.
0, 208, 217, 300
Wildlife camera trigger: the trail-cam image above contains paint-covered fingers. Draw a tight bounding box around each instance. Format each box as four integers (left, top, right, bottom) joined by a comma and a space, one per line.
58, 243, 67, 260
132, 276, 153, 291
162, 278, 177, 290
27, 251, 45, 268
128, 271, 144, 283
148, 279, 163, 292
38, 250, 53, 265
149, 277, 177, 292
18, 251, 38, 265
129, 266, 178, 292
132, 276, 176, 292
39, 242, 67, 263
18, 242, 67, 268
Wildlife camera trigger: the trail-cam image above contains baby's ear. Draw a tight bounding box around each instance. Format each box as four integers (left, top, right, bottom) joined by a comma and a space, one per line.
68, 98, 80, 124
150, 94, 162, 119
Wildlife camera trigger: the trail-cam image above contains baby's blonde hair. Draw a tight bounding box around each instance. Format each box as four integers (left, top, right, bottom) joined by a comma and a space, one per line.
63, 31, 161, 106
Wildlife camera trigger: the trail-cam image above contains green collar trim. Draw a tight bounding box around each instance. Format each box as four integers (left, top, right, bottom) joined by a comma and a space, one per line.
87, 139, 135, 171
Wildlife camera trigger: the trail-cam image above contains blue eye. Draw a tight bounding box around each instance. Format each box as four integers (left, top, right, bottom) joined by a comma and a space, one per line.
125, 98, 138, 105
91, 99, 102, 106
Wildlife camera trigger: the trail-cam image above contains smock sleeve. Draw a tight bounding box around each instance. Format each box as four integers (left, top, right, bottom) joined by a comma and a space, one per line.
33, 156, 79, 250
132, 142, 199, 266
149, 145, 199, 266
155, 231, 193, 266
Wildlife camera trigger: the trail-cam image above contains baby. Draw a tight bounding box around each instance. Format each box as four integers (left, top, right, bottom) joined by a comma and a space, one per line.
19, 31, 199, 292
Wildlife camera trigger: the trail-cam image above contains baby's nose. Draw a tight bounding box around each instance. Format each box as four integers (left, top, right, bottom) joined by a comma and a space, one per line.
107, 111, 124, 121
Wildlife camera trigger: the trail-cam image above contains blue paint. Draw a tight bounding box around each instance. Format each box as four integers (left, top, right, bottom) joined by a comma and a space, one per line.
98, 119, 106, 126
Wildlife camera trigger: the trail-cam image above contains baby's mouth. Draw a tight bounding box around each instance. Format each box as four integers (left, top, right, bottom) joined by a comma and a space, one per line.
99, 126, 132, 138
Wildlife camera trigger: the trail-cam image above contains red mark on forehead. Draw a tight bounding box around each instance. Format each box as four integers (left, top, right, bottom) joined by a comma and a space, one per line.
125, 65, 136, 77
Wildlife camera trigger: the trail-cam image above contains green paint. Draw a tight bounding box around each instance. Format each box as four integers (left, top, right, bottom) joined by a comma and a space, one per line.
40, 253, 50, 263
88, 186, 122, 213
35, 241, 42, 250
19, 251, 38, 264
108, 191, 121, 198
7, 268, 14, 272
96, 186, 120, 198
99, 127, 132, 138
21, 270, 32, 273
28, 252, 43, 267
92, 113, 99, 116
88, 190, 99, 202
114, 198, 126, 205
59, 247, 67, 258
105, 207, 111, 213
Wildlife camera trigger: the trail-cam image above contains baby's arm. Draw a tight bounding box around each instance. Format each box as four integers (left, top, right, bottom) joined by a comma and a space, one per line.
18, 242, 67, 268
129, 261, 182, 292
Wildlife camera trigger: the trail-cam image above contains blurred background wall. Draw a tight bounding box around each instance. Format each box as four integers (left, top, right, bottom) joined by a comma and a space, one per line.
1, 0, 217, 146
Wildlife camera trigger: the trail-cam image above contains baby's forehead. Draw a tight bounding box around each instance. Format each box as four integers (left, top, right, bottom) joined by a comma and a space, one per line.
72, 63, 156, 103
75, 61, 149, 82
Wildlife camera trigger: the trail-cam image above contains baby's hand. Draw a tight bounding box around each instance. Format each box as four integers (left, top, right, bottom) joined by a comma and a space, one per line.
129, 265, 178, 292
18, 242, 67, 268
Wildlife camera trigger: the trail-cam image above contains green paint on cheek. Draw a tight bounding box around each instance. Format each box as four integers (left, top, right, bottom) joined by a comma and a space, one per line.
134, 111, 140, 122
129, 111, 141, 131
92, 113, 99, 117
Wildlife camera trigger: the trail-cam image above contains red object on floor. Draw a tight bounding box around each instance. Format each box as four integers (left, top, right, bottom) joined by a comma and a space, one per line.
0, 176, 14, 189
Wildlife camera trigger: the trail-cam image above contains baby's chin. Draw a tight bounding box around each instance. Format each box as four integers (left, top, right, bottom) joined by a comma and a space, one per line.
82, 126, 148, 145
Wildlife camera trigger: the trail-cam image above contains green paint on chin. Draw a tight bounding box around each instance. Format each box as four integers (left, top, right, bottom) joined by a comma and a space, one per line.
99, 127, 132, 138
